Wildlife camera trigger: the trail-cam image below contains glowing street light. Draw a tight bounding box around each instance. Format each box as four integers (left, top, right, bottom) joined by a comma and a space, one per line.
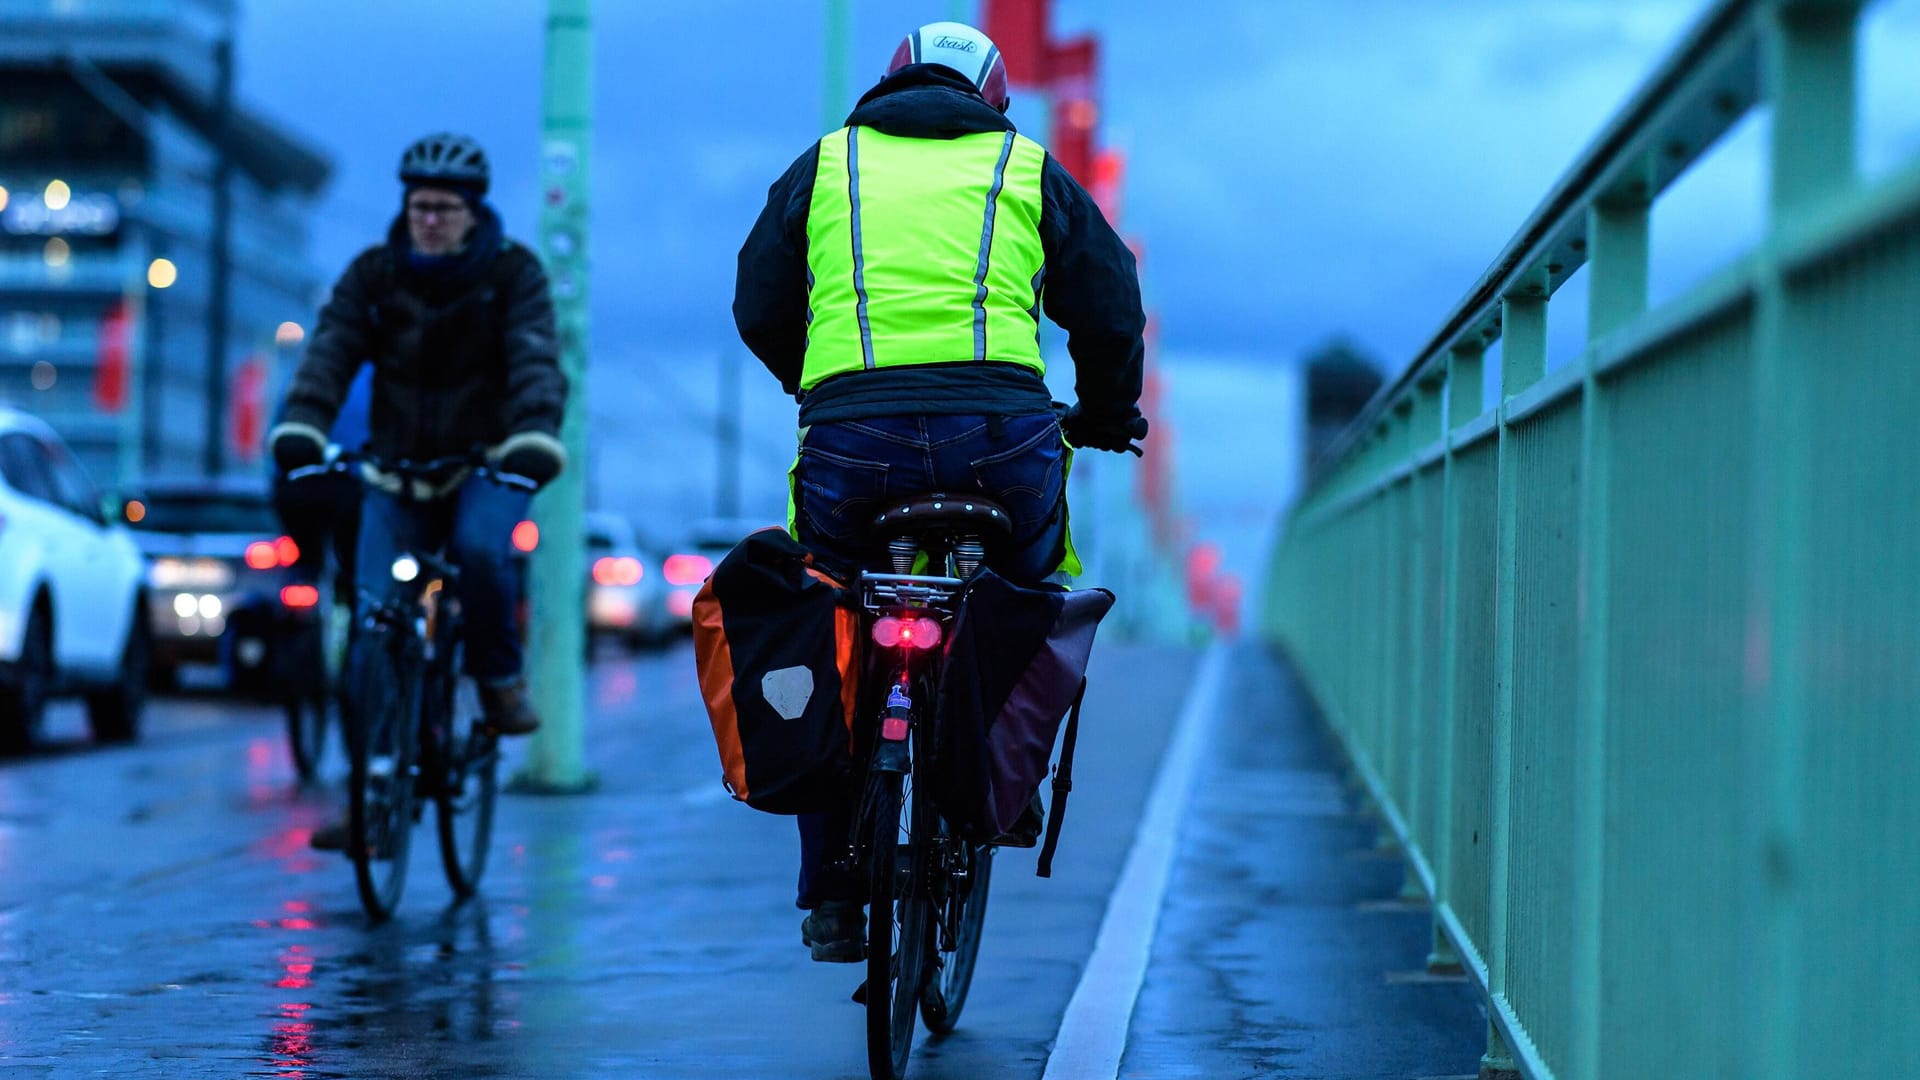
274, 321, 305, 346
0, 185, 9, 212
43, 180, 71, 211
147, 258, 177, 289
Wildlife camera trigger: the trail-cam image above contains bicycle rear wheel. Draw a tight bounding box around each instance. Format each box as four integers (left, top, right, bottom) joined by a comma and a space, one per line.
922, 841, 993, 1034
349, 629, 420, 922
436, 670, 498, 897
866, 769, 933, 1080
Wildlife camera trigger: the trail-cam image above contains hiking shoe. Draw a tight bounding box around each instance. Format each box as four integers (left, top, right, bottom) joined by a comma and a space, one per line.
801, 900, 867, 963
479, 679, 542, 735
309, 816, 351, 852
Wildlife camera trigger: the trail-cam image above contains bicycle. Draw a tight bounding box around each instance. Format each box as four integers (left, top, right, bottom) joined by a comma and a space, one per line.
844, 494, 1012, 1080
280, 561, 346, 783
287, 451, 534, 922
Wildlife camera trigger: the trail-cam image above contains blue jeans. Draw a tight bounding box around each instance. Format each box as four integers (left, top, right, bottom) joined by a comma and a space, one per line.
793, 412, 1066, 909
353, 472, 531, 686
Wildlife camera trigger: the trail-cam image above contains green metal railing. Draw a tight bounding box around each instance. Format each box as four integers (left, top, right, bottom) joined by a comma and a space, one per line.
1262, 2, 1920, 1077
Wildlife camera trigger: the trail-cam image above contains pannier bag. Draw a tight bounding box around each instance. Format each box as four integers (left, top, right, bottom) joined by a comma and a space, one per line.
693, 528, 860, 814
932, 570, 1114, 869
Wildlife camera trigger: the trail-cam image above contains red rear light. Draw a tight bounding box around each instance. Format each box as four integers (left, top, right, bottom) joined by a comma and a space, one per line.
872, 616, 942, 650
280, 584, 319, 609
662, 554, 712, 586
245, 541, 278, 570
275, 535, 300, 567
512, 520, 540, 553
592, 556, 643, 586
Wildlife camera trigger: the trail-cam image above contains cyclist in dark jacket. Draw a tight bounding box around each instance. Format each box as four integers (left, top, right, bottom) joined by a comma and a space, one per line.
270, 133, 567, 851
733, 22, 1147, 961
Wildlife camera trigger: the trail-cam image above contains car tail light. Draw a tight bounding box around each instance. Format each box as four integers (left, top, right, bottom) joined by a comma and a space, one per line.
872, 615, 942, 650
593, 556, 642, 586
274, 535, 300, 566
280, 584, 320, 609
662, 554, 712, 586
512, 520, 539, 553
245, 541, 278, 570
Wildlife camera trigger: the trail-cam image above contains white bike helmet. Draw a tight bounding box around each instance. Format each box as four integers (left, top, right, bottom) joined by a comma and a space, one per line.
887, 21, 1011, 111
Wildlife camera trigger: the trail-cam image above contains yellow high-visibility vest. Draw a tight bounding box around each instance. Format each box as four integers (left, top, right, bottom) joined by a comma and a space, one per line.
802, 127, 1048, 389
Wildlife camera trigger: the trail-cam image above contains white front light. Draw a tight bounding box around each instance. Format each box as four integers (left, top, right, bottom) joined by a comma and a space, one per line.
391, 555, 420, 583
173, 593, 196, 618
197, 594, 222, 620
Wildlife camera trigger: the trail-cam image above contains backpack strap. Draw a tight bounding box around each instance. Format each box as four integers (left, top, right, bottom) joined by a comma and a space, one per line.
1035, 677, 1087, 879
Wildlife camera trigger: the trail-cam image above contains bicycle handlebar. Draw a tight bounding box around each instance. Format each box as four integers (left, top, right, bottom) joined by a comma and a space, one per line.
286, 449, 538, 493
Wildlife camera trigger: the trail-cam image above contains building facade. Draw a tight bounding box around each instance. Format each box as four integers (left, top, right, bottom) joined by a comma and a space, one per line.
0, 0, 329, 488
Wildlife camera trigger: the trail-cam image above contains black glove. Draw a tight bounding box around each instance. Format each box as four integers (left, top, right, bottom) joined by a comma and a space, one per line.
268, 423, 327, 474
491, 432, 567, 490
1062, 406, 1149, 457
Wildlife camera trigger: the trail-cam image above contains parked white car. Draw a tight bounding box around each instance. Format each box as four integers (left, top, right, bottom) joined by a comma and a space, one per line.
585, 510, 671, 652
0, 409, 148, 753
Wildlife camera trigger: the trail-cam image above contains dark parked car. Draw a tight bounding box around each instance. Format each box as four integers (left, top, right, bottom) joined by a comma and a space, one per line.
128, 482, 324, 695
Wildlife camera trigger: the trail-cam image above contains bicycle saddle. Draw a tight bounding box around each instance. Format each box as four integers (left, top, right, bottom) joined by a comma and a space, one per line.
870, 495, 1013, 541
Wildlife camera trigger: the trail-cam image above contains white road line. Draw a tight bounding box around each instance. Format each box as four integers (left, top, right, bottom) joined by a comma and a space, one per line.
1042, 642, 1231, 1080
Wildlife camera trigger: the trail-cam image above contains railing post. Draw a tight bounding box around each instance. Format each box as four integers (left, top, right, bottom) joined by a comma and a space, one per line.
1754, 4, 1861, 1077
1483, 1020, 1522, 1080
1402, 374, 1444, 904
1569, 192, 1646, 1080
1501, 285, 1548, 397
1484, 278, 1546, 1074
1428, 342, 1483, 973
1449, 338, 1488, 430
1588, 197, 1650, 342
1767, 0, 1860, 225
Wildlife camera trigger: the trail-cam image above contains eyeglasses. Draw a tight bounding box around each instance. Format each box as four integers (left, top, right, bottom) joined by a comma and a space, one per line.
407, 201, 469, 220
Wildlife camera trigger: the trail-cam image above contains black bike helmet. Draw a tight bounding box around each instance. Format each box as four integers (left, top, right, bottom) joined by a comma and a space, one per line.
398, 132, 490, 194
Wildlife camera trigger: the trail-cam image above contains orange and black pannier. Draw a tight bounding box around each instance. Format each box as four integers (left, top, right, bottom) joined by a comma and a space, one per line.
692, 528, 861, 814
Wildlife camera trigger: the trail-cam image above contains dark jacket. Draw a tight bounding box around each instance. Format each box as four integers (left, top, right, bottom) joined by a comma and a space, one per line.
282, 206, 567, 463
733, 65, 1147, 428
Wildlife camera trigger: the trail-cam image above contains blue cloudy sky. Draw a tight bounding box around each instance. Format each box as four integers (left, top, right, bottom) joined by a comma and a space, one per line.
236, 0, 1920, 556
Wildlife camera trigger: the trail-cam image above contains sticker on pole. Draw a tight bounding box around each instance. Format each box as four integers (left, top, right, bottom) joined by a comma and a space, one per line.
542, 140, 580, 180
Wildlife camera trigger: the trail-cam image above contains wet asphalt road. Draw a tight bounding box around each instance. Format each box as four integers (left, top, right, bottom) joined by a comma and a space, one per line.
0, 640, 1484, 1078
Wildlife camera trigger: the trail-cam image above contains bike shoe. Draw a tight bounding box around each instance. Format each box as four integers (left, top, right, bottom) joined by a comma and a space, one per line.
802, 900, 867, 963
479, 679, 542, 736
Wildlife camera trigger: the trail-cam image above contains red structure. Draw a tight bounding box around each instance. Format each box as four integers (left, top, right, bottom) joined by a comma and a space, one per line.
981, 0, 1051, 85
94, 299, 131, 413
982, 2, 1228, 633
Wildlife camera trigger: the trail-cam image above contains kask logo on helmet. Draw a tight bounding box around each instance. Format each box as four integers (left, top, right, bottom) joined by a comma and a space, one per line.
932, 35, 979, 53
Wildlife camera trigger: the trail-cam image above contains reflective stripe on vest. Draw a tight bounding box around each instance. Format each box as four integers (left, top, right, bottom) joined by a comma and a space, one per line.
803, 127, 1047, 389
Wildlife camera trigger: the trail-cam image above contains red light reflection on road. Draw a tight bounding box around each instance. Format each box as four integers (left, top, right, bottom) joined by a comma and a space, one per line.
276, 945, 313, 990
594, 664, 638, 709
268, 999, 314, 1077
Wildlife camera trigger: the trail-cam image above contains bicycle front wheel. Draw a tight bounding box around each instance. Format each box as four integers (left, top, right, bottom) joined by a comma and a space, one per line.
866, 769, 933, 1080
285, 681, 329, 782
349, 629, 421, 923
922, 842, 993, 1034
436, 672, 498, 897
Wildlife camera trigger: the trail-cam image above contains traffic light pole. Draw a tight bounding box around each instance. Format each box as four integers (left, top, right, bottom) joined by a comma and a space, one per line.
515, 0, 595, 794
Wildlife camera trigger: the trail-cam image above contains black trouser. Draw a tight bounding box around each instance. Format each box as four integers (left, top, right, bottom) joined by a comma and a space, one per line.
791, 411, 1068, 909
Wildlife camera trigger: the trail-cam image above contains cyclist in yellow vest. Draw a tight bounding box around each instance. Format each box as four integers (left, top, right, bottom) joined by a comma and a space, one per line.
733, 21, 1147, 962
